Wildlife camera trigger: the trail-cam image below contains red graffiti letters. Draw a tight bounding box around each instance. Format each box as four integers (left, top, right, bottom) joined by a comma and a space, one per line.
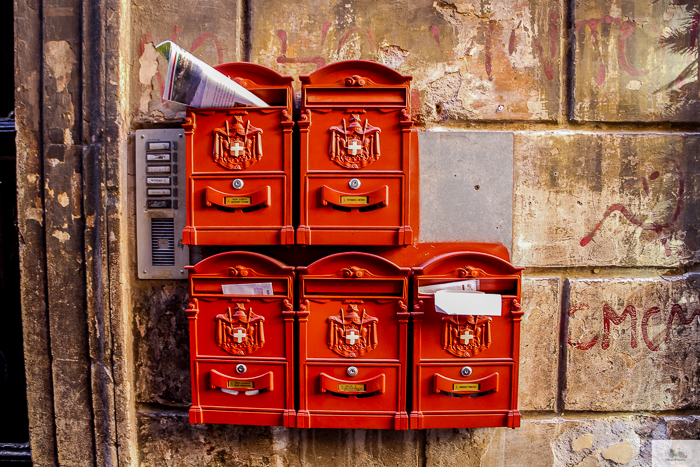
569, 302, 699, 351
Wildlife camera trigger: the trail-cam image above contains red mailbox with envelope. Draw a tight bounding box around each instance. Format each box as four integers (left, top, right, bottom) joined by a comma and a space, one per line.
185, 251, 296, 426
410, 251, 524, 429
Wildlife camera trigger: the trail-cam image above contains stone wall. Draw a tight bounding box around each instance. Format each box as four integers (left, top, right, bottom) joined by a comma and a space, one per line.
14, 0, 699, 466
128, 1, 700, 466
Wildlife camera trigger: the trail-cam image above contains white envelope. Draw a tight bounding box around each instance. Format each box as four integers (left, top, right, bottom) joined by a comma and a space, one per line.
434, 290, 502, 316
221, 282, 273, 295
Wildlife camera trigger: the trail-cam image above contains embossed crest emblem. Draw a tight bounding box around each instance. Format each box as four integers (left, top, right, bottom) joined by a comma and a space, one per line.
329, 114, 381, 169
212, 116, 263, 170
328, 304, 378, 357
442, 315, 492, 358
215, 302, 265, 355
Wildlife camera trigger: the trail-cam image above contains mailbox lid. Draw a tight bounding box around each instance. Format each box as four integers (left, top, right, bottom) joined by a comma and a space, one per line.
417, 362, 513, 413
299, 251, 410, 278
300, 60, 412, 110
187, 108, 291, 174
302, 299, 406, 360
414, 297, 516, 359
194, 360, 289, 412
305, 175, 403, 229
189, 176, 286, 229
304, 362, 400, 413
193, 298, 292, 359
302, 109, 406, 172
189, 251, 294, 291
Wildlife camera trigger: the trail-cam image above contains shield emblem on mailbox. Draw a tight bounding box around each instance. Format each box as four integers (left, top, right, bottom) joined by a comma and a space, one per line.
215, 302, 265, 355
212, 115, 264, 170
328, 304, 378, 357
329, 114, 381, 169
441, 315, 492, 358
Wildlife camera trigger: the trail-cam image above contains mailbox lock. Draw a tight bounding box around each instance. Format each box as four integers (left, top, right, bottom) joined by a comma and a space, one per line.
346, 366, 358, 377
460, 366, 472, 377
236, 364, 247, 374
348, 178, 361, 190
232, 179, 244, 190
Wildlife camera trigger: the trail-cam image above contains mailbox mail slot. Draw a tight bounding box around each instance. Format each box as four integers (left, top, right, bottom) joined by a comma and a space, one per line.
296, 252, 411, 429
186, 251, 295, 427
183, 63, 294, 246
410, 252, 523, 429
297, 61, 419, 246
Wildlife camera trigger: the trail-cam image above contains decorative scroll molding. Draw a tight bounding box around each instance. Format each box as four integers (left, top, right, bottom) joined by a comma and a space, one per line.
328, 304, 378, 358
329, 114, 381, 169
212, 115, 263, 170
215, 303, 265, 356
344, 75, 376, 87
227, 265, 261, 277
339, 266, 372, 278
456, 266, 487, 278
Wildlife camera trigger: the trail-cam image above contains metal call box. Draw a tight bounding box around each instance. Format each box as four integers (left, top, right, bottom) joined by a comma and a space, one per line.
410, 252, 523, 429
183, 63, 294, 245
297, 61, 419, 246
296, 252, 411, 429
185, 252, 296, 427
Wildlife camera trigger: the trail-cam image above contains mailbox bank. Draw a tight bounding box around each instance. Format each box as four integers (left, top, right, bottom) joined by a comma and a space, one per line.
296, 252, 411, 429
297, 61, 419, 246
410, 252, 523, 429
182, 63, 295, 246
185, 252, 296, 427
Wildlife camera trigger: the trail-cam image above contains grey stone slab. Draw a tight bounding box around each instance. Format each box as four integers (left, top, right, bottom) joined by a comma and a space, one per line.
419, 131, 513, 252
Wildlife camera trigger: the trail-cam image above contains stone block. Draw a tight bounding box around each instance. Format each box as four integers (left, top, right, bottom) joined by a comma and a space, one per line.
133, 283, 191, 406
513, 132, 700, 268
419, 131, 513, 250
425, 415, 690, 467
565, 275, 700, 412
137, 411, 420, 466
131, 0, 243, 119
250, 0, 562, 122
518, 277, 561, 412
573, 0, 700, 122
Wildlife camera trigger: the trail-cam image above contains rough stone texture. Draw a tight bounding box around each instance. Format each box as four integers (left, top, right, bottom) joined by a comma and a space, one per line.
419, 131, 513, 250
573, 0, 700, 122
137, 411, 420, 466
518, 277, 561, 412
513, 132, 700, 268
133, 283, 191, 406
250, 0, 562, 122
424, 415, 682, 467
131, 0, 243, 120
565, 274, 700, 412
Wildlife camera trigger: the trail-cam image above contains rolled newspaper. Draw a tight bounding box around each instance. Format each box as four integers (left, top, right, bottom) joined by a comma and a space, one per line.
156, 41, 268, 108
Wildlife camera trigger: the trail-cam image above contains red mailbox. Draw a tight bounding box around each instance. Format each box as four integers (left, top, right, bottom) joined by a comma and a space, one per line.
410, 252, 524, 429
182, 63, 294, 245
296, 252, 411, 429
186, 251, 295, 427
297, 61, 419, 246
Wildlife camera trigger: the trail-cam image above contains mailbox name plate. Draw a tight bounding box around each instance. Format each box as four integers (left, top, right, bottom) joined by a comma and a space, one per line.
453, 383, 480, 392
224, 196, 252, 206
338, 383, 366, 392
340, 196, 368, 205
228, 381, 254, 389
